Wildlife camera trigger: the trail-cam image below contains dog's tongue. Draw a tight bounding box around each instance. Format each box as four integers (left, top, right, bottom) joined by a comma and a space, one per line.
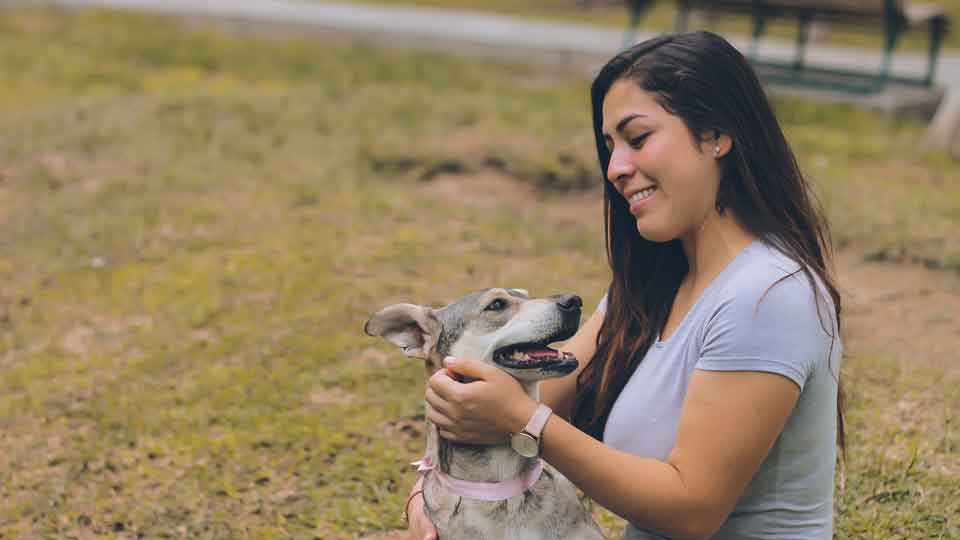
525, 348, 559, 359
507, 344, 561, 363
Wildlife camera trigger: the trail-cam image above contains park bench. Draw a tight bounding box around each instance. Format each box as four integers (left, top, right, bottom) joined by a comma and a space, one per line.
621, 0, 951, 93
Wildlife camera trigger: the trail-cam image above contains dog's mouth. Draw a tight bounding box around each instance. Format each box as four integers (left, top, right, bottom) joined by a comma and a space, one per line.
493, 343, 578, 374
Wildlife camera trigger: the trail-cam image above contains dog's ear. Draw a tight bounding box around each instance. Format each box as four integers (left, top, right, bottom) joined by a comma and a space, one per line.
363, 304, 441, 359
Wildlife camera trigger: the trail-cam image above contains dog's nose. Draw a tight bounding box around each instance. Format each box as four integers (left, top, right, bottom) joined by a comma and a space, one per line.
556, 294, 582, 312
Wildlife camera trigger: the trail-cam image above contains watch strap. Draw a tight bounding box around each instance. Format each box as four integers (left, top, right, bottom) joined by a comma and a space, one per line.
523, 403, 553, 439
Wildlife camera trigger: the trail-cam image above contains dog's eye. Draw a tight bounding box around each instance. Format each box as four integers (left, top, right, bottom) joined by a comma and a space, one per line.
484, 298, 508, 312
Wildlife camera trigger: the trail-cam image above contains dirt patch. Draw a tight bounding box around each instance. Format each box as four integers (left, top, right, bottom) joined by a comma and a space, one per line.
61, 315, 154, 358
307, 387, 357, 407
837, 250, 960, 376
379, 129, 597, 192
354, 347, 393, 368
540, 188, 604, 227
62, 326, 96, 357
425, 131, 543, 161
382, 418, 425, 444
421, 169, 538, 210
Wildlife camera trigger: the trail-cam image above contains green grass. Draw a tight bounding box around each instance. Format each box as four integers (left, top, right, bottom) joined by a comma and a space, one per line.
836, 354, 959, 540
0, 6, 956, 539
334, 0, 960, 51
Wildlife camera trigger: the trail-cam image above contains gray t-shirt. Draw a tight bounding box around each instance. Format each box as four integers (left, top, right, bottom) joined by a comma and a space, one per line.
597, 240, 841, 540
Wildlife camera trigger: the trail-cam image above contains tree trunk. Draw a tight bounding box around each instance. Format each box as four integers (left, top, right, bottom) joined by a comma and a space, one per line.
923, 91, 960, 160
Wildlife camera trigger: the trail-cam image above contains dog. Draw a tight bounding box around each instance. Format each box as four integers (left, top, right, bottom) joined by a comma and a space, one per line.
365, 288, 604, 540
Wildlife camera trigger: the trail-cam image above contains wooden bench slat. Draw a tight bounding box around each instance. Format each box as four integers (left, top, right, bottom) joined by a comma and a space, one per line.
680, 0, 946, 26
681, 0, 887, 18
903, 3, 948, 25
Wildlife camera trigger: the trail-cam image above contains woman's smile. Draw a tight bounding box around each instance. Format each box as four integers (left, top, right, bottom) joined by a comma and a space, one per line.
627, 185, 658, 214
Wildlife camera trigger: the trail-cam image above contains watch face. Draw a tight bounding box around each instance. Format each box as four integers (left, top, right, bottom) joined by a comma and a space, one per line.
510, 433, 538, 458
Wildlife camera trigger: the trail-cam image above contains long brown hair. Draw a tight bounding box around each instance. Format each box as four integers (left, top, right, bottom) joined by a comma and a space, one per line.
571, 32, 845, 453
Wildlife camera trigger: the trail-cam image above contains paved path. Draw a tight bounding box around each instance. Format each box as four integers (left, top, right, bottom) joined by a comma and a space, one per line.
28, 0, 960, 90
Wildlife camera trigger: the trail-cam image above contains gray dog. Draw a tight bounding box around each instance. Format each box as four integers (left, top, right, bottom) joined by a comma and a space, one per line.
365, 288, 604, 540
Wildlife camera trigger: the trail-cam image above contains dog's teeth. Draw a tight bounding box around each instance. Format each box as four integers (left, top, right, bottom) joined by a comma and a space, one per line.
509, 349, 537, 363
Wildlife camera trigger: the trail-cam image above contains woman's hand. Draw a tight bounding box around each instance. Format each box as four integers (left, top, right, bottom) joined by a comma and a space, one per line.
425, 356, 538, 444
405, 477, 437, 540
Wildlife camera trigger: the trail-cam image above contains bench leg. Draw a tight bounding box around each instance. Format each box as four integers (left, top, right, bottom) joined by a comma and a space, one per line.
880, 19, 903, 89
622, 0, 653, 48
623, 8, 640, 48
793, 13, 812, 71
749, 11, 766, 61
925, 19, 946, 86
674, 1, 690, 33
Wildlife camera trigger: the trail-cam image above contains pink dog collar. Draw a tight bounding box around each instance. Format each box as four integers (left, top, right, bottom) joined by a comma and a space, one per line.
412, 456, 544, 502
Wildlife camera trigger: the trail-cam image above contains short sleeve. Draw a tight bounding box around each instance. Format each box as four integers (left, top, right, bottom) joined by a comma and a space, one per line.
697, 273, 835, 391
596, 292, 609, 313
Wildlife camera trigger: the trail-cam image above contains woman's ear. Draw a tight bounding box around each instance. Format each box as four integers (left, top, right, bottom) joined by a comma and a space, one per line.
711, 132, 735, 214
713, 132, 733, 159
702, 131, 733, 158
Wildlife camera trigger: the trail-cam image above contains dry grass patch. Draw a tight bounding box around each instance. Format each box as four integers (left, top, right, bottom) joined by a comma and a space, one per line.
0, 6, 956, 539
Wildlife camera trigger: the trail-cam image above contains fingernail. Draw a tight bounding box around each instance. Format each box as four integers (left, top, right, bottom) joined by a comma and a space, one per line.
444, 356, 457, 366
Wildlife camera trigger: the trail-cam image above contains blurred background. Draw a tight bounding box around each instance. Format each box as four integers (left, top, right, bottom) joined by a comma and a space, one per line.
0, 1, 957, 539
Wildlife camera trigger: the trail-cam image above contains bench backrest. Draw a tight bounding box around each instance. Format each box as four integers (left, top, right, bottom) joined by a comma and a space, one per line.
678, 0, 902, 20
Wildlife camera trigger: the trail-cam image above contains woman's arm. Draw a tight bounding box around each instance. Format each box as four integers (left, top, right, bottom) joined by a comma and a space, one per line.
427, 364, 800, 540
539, 370, 799, 539
540, 306, 604, 419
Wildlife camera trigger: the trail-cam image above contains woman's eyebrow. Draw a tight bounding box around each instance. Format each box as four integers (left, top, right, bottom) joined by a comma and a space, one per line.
603, 113, 648, 137
616, 114, 647, 133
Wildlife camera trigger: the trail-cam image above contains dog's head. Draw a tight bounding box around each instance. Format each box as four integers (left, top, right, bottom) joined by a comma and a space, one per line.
364, 288, 582, 382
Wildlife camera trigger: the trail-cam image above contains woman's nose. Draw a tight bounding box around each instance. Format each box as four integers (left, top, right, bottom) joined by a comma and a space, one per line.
606, 148, 635, 186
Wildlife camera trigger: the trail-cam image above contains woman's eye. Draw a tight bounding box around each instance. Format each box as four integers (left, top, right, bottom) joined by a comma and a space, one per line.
485, 299, 507, 312
629, 133, 650, 148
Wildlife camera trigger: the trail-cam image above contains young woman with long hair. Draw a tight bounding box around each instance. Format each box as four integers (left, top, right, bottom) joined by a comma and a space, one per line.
407, 31, 844, 540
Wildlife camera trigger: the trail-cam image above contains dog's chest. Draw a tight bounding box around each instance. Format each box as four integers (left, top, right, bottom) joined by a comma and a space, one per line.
425, 465, 602, 540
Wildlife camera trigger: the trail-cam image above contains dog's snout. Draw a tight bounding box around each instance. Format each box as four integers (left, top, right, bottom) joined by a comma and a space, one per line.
555, 294, 582, 312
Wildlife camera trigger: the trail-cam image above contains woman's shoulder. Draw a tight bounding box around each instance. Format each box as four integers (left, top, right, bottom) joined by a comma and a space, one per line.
719, 240, 821, 300
711, 240, 835, 326
699, 240, 840, 387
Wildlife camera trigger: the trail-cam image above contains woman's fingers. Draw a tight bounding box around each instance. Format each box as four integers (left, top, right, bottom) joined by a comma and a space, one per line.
428, 368, 461, 402
425, 386, 457, 420
406, 490, 437, 540
428, 404, 492, 443
426, 403, 472, 441
437, 429, 461, 441
426, 403, 458, 432
425, 356, 534, 444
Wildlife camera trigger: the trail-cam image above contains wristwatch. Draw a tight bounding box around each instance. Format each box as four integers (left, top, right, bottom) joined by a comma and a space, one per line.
509, 403, 553, 458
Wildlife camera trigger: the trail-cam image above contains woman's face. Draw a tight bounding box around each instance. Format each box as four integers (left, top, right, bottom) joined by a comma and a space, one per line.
601, 78, 728, 243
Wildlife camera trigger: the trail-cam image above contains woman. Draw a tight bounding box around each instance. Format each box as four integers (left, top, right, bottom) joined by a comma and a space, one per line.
407, 31, 844, 540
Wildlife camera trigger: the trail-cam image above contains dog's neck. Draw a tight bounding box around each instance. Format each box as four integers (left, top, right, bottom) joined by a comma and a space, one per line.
424, 363, 541, 483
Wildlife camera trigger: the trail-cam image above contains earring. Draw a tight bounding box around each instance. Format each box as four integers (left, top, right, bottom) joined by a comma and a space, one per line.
714, 145, 721, 156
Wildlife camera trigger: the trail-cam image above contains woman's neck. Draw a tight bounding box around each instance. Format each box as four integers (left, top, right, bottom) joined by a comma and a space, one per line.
680, 212, 756, 289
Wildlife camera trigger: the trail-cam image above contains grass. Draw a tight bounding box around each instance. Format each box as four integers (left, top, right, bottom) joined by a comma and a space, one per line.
330, 0, 960, 51
836, 355, 959, 540
0, 6, 956, 539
